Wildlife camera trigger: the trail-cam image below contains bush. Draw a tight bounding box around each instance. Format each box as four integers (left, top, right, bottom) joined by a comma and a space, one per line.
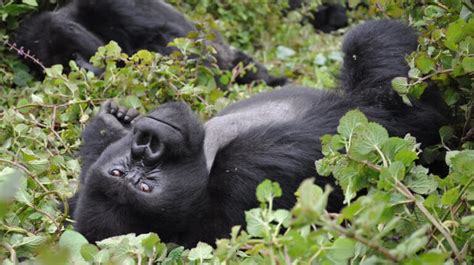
0, 0, 472, 264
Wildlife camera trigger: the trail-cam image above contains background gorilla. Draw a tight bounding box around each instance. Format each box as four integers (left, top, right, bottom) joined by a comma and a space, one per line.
14, 0, 286, 86
70, 20, 446, 247
288, 0, 348, 33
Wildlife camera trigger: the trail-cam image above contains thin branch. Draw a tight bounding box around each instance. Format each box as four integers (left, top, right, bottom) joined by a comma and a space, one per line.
4, 40, 46, 71
395, 181, 461, 260
1, 242, 17, 264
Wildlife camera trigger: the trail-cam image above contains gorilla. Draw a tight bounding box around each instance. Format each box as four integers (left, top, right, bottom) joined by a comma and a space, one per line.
70, 20, 446, 247
288, 0, 348, 33
14, 0, 286, 86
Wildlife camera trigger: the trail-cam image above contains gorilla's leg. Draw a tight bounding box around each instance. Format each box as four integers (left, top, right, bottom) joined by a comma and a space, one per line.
79, 100, 140, 181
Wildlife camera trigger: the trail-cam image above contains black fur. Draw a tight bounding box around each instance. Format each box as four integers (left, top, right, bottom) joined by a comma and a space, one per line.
14, 0, 286, 86
288, 1, 348, 33
71, 20, 446, 247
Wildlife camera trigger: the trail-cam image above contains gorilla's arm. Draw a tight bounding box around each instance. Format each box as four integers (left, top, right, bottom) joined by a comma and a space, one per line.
79, 100, 140, 183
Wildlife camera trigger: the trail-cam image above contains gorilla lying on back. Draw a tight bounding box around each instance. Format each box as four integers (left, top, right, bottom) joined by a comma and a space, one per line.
14, 0, 285, 86
71, 20, 446, 247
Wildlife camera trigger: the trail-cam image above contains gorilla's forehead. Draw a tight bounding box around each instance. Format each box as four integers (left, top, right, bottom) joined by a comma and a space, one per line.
203, 100, 300, 171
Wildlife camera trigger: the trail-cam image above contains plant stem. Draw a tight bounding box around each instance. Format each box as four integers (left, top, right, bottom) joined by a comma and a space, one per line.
395, 181, 461, 260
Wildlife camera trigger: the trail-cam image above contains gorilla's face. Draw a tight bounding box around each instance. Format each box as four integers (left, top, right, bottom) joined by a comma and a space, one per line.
84, 103, 208, 218
15, 12, 104, 74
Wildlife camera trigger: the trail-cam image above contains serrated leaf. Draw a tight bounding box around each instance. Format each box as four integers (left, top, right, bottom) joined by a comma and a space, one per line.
326, 238, 356, 262
391, 77, 409, 94
256, 179, 282, 203
188, 242, 213, 261
80, 244, 99, 262
441, 187, 459, 206
405, 166, 438, 194
59, 230, 89, 264
245, 208, 267, 238
337, 109, 368, 139
415, 53, 436, 74
461, 56, 474, 72
352, 122, 389, 155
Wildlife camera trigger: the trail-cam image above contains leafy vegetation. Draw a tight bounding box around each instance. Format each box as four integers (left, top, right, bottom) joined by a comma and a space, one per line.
0, 0, 473, 264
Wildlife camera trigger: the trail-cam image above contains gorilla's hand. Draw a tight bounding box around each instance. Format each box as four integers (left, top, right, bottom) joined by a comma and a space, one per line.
79, 100, 141, 178
97, 100, 141, 133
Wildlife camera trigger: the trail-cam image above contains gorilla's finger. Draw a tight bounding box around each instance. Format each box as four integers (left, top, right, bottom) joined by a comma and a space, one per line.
109, 101, 118, 115
116, 106, 127, 119
124, 108, 139, 123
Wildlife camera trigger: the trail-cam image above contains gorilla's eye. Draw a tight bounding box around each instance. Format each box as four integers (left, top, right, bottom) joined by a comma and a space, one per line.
110, 169, 124, 177
139, 182, 151, 193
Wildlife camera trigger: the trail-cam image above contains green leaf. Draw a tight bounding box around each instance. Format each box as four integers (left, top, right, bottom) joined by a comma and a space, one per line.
405, 166, 438, 194
379, 161, 405, 190
124, 95, 142, 109
337, 109, 368, 139
256, 179, 282, 203
80, 244, 99, 262
315, 158, 332, 177
415, 53, 436, 74
276, 46, 296, 60
59, 230, 89, 264
352, 122, 389, 155
441, 187, 459, 206
326, 238, 356, 262
188, 242, 213, 261
0, 167, 26, 201
245, 208, 267, 238
391, 77, 409, 94
22, 0, 38, 7
445, 19, 473, 51
461, 56, 474, 72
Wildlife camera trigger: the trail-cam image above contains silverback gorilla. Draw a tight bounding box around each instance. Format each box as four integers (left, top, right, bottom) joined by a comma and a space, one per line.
14, 0, 286, 86
70, 20, 446, 247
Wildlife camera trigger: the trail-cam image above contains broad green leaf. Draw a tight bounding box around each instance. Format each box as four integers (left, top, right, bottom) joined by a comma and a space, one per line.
80, 244, 99, 262
391, 77, 409, 94
245, 208, 267, 238
352, 122, 389, 155
415, 53, 436, 74
59, 230, 89, 264
337, 109, 368, 139
326, 238, 356, 262
441, 187, 460, 206
461, 56, 474, 72
188, 242, 213, 261
256, 179, 282, 203
22, 0, 38, 7
405, 166, 438, 194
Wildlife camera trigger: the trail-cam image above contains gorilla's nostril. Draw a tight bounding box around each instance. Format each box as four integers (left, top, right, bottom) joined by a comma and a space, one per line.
132, 128, 164, 164
135, 131, 151, 146
149, 136, 161, 154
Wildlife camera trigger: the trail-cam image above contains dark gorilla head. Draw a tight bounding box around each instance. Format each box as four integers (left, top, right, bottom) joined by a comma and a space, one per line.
79, 103, 208, 234
14, 11, 104, 75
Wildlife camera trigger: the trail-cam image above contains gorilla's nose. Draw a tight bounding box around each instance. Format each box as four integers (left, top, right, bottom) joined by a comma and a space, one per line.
131, 119, 164, 165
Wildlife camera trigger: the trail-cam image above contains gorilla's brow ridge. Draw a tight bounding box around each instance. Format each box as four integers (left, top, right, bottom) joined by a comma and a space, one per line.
145, 115, 182, 133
